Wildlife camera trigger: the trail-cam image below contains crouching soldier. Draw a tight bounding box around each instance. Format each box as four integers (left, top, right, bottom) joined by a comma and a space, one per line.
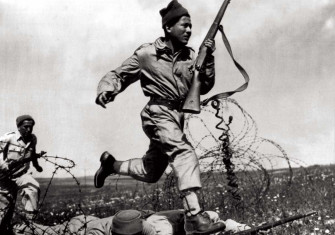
0, 115, 44, 233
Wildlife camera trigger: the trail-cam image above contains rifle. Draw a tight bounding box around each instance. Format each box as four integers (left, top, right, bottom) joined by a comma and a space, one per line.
0, 151, 46, 179
8, 151, 45, 170
182, 0, 231, 114
230, 211, 317, 235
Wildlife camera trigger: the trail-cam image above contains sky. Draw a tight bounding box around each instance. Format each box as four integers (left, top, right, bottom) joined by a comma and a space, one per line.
0, 0, 334, 178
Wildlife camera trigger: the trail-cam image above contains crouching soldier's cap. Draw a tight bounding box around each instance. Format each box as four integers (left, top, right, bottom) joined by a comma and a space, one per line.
112, 210, 154, 235
16, 115, 35, 127
160, 0, 189, 27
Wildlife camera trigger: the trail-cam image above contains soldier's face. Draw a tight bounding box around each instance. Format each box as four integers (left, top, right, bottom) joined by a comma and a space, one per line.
167, 16, 192, 45
18, 121, 34, 138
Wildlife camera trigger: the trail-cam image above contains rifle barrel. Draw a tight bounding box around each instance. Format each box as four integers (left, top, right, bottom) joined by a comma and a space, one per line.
202, 0, 230, 43
182, 0, 231, 113
236, 211, 317, 234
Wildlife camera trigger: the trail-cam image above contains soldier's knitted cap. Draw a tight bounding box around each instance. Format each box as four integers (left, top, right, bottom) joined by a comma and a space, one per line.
160, 0, 189, 27
16, 115, 35, 127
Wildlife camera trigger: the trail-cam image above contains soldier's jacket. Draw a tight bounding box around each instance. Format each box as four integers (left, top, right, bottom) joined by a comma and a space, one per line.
96, 37, 215, 102
0, 131, 37, 179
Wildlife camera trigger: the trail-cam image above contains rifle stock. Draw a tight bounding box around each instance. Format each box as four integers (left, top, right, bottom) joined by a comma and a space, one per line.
182, 0, 231, 114
6, 151, 45, 172
8, 155, 38, 170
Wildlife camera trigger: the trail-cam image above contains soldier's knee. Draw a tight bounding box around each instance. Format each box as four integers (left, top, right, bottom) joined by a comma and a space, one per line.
22, 183, 40, 197
145, 166, 166, 183
34, 181, 40, 189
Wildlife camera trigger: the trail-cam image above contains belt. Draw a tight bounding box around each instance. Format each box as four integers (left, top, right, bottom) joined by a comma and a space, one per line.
149, 97, 185, 111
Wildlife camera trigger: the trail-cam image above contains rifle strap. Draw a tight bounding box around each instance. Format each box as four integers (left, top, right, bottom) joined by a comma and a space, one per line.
201, 25, 250, 106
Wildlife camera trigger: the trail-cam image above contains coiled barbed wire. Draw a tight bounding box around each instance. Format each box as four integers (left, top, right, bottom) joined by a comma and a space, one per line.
37, 155, 80, 212
183, 98, 295, 208
211, 99, 243, 210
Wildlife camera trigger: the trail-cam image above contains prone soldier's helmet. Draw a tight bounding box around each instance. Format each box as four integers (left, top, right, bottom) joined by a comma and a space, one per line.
111, 210, 154, 235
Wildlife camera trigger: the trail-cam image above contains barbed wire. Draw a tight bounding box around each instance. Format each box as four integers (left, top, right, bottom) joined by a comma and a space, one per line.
0, 151, 87, 234
182, 98, 295, 210
211, 99, 243, 210
37, 155, 80, 211
0, 98, 321, 234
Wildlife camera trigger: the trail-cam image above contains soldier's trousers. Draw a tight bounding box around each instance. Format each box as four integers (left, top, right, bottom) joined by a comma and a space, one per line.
125, 103, 201, 191
0, 173, 40, 229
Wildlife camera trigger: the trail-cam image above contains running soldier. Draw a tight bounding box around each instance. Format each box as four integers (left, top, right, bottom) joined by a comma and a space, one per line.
0, 115, 43, 233
94, 1, 229, 234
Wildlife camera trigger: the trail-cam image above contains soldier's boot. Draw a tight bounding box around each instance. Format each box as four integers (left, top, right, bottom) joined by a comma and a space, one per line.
94, 151, 116, 188
182, 190, 226, 234
184, 211, 226, 234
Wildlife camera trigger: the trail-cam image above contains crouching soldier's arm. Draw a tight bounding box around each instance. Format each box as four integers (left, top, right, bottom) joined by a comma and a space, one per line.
32, 151, 46, 172
28, 136, 43, 172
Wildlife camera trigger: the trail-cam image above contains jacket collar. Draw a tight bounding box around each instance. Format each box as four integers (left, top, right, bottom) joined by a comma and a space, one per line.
15, 130, 23, 142
154, 37, 194, 54
15, 130, 34, 146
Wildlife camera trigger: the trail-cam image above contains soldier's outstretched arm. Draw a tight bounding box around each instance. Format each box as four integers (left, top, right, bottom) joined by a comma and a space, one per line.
96, 91, 115, 109
95, 49, 143, 108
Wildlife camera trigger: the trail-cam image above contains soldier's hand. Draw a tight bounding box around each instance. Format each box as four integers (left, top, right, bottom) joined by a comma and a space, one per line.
97, 91, 114, 109
204, 39, 216, 54
0, 162, 10, 173
34, 165, 43, 172
256, 222, 271, 234
224, 219, 251, 233
39, 151, 47, 157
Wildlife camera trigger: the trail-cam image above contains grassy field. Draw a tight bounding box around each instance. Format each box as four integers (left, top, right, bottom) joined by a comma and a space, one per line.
14, 164, 335, 234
